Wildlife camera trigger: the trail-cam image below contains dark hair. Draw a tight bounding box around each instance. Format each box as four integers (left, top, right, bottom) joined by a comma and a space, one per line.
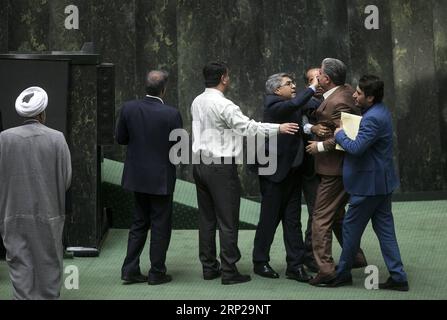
203, 61, 229, 88
358, 75, 384, 104
145, 70, 169, 96
321, 58, 347, 86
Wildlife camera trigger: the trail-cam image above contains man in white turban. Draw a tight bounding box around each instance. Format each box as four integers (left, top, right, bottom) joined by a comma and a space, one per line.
0, 86, 72, 300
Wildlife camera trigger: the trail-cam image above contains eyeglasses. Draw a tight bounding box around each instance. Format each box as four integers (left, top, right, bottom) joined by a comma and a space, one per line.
278, 80, 296, 88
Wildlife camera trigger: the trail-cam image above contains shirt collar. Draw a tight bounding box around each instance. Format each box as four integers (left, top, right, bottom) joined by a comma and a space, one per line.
23, 119, 40, 125
323, 86, 341, 100
204, 88, 225, 97
146, 94, 164, 104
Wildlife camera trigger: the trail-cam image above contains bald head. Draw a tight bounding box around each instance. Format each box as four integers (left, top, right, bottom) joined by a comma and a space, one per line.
145, 70, 169, 97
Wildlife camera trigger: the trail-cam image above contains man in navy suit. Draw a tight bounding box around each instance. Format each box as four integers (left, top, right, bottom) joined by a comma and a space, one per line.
116, 70, 183, 285
252, 73, 318, 282
329, 75, 409, 291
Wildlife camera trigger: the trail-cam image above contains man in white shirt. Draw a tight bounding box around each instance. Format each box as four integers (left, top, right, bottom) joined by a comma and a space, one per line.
191, 61, 299, 285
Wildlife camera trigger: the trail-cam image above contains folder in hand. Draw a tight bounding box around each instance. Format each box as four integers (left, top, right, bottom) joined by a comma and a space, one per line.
336, 112, 363, 151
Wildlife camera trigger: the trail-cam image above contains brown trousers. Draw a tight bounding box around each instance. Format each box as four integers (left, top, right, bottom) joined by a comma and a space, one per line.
312, 175, 366, 275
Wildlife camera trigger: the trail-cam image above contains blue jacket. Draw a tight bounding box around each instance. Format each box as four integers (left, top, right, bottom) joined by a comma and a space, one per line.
116, 96, 183, 195
335, 103, 399, 196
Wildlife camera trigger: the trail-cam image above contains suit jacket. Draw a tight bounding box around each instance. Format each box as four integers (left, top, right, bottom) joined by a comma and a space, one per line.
335, 103, 399, 196
313, 85, 360, 176
261, 87, 315, 183
116, 96, 183, 195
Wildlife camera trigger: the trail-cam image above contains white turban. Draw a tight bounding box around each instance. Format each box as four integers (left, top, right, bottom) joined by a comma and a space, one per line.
15, 86, 48, 118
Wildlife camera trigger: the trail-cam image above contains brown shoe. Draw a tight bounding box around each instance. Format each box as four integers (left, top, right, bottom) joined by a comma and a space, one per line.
353, 250, 368, 269
309, 272, 336, 287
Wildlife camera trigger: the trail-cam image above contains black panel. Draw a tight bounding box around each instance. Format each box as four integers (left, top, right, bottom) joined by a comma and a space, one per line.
97, 63, 115, 145
0, 59, 69, 136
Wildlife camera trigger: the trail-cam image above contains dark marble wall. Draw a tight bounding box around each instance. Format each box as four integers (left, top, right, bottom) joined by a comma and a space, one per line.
66, 64, 98, 246
91, 1, 137, 161
3, 0, 446, 194
433, 0, 447, 190
0, 0, 8, 53
391, 0, 446, 192
347, 0, 400, 178
8, 0, 49, 51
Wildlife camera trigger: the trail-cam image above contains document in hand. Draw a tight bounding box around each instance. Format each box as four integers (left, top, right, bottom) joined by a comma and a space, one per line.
336, 112, 363, 151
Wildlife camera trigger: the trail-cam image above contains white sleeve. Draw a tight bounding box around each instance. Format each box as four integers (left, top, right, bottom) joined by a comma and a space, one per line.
221, 103, 280, 137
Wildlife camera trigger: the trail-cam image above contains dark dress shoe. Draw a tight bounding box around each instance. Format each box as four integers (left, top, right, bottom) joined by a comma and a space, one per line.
121, 273, 148, 285
329, 275, 353, 288
353, 256, 368, 269
286, 266, 313, 283
309, 272, 336, 287
203, 270, 221, 280
304, 260, 319, 273
148, 273, 172, 285
221, 273, 251, 285
379, 277, 409, 292
254, 263, 280, 279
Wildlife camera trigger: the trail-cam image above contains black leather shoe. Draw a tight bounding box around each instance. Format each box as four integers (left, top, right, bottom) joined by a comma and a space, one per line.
304, 259, 319, 273
309, 272, 336, 287
379, 277, 409, 292
148, 273, 172, 285
329, 275, 353, 288
221, 273, 251, 285
286, 266, 313, 283
121, 273, 148, 285
254, 263, 280, 279
203, 270, 221, 280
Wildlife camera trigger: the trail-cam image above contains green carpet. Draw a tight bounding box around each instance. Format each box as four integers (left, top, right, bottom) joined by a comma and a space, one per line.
102, 159, 258, 229
1, 200, 446, 300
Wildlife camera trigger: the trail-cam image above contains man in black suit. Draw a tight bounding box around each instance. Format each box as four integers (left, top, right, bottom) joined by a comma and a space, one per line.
116, 70, 183, 285
252, 73, 317, 282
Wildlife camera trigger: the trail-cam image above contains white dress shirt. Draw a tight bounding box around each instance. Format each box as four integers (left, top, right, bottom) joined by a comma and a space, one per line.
191, 88, 280, 159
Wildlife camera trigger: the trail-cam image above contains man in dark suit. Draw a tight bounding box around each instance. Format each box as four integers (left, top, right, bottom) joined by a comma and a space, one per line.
116, 70, 183, 285
329, 75, 409, 291
252, 73, 317, 282
306, 58, 367, 286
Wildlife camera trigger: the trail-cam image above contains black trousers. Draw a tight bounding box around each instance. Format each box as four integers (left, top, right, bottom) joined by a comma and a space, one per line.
301, 155, 320, 263
121, 192, 173, 277
253, 168, 306, 271
193, 163, 242, 277
0, 237, 6, 260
